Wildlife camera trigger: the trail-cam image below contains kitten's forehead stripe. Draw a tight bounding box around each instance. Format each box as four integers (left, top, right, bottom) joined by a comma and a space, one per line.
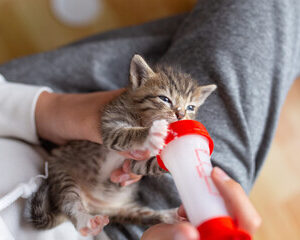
157, 67, 196, 97
157, 81, 167, 91
166, 75, 179, 93
140, 107, 156, 112
133, 94, 157, 104
186, 85, 196, 97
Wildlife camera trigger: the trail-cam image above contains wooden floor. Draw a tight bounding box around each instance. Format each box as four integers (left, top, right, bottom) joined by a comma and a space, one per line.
0, 1, 299, 239
250, 79, 300, 240
0, 0, 196, 64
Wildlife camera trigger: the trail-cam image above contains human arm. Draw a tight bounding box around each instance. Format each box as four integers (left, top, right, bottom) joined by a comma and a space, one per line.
0, 72, 141, 187
141, 167, 261, 240
0, 74, 52, 144
0, 73, 124, 145
34, 89, 124, 145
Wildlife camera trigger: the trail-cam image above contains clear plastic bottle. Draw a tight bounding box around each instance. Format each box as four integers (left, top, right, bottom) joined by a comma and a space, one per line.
156, 120, 251, 240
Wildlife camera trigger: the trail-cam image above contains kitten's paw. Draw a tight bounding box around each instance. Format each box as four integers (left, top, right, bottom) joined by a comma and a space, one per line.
78, 215, 109, 236
143, 119, 169, 156
160, 208, 185, 224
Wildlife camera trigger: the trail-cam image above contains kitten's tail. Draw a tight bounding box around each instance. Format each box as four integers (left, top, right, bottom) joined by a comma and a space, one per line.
26, 180, 64, 229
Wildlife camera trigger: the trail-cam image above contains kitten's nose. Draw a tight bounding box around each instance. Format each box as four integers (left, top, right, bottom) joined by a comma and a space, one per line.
175, 110, 185, 120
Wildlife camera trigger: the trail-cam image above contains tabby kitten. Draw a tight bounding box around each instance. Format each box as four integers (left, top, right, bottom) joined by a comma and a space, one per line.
28, 55, 216, 237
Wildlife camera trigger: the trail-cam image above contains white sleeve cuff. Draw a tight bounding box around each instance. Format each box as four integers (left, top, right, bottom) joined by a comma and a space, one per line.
0, 74, 52, 144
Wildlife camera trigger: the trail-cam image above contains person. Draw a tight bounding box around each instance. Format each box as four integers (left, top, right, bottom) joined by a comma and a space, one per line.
1, 0, 299, 238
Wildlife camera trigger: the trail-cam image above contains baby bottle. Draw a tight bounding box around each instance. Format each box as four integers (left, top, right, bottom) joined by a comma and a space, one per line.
156, 120, 251, 240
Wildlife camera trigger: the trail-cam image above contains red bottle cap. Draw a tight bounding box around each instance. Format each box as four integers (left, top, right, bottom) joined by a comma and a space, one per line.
197, 217, 251, 240
156, 120, 214, 171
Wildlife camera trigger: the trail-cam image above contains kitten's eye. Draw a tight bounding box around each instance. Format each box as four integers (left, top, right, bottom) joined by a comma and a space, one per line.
187, 105, 195, 111
159, 95, 172, 104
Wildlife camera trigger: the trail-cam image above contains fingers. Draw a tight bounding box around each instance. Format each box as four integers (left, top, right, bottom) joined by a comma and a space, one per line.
122, 159, 131, 173
113, 149, 150, 187
141, 223, 199, 240
110, 168, 130, 183
121, 174, 142, 187
211, 167, 262, 235
110, 167, 142, 186
110, 160, 142, 186
177, 205, 187, 219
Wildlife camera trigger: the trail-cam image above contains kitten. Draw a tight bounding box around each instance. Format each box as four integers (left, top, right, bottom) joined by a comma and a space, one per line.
28, 55, 216, 237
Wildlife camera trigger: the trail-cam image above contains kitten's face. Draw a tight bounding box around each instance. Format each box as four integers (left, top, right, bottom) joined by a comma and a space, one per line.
128, 55, 216, 127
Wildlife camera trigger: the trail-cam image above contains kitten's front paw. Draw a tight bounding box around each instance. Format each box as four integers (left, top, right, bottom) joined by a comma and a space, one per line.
143, 119, 169, 156
78, 215, 109, 237
160, 208, 186, 224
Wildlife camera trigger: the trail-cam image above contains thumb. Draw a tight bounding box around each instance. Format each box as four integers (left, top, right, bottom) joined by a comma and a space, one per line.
141, 223, 199, 240
211, 167, 261, 235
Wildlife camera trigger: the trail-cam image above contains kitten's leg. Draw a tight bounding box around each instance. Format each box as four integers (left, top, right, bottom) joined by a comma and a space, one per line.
49, 174, 109, 236
103, 119, 169, 156
103, 125, 149, 151
109, 206, 180, 225
141, 119, 169, 156
107, 120, 168, 184
129, 157, 167, 176
127, 119, 169, 176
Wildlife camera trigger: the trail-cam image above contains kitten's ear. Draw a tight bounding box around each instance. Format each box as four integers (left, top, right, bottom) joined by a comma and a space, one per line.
130, 54, 155, 89
196, 84, 217, 105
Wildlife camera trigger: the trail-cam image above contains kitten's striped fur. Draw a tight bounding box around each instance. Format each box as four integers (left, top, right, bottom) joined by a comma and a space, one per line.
28, 55, 216, 237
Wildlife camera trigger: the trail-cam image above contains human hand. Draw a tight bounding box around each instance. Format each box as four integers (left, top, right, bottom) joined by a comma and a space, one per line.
35, 89, 124, 145
141, 167, 261, 240
34, 89, 147, 185
110, 159, 143, 186
110, 150, 151, 186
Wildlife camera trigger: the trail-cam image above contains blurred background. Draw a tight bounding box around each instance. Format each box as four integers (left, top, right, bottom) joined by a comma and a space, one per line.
0, 0, 299, 239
